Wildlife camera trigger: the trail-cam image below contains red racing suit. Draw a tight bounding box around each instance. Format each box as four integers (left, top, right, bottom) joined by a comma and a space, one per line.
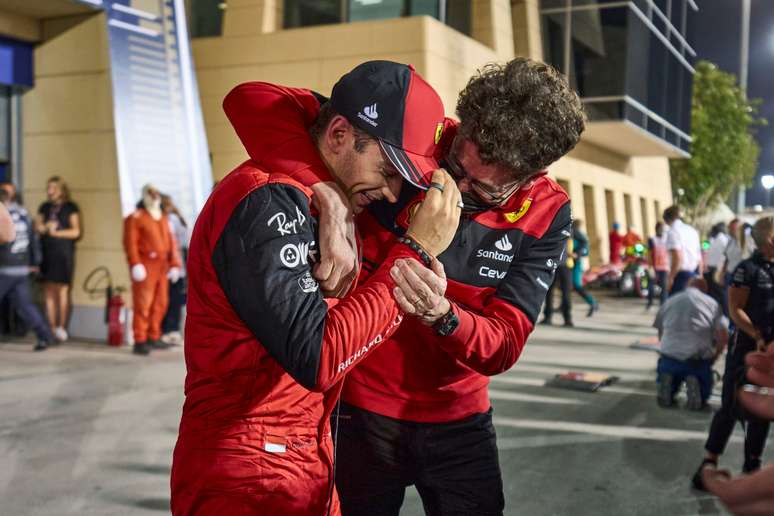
170, 85, 423, 515
226, 83, 572, 424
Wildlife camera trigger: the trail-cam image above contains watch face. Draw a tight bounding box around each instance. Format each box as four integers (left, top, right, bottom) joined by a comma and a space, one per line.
435, 311, 459, 336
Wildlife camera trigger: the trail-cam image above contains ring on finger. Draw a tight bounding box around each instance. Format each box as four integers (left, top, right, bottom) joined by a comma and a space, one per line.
429, 182, 445, 193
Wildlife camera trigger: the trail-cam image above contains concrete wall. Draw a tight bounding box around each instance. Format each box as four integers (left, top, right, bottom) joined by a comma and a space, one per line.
193, 11, 513, 181
550, 143, 673, 265
22, 13, 127, 339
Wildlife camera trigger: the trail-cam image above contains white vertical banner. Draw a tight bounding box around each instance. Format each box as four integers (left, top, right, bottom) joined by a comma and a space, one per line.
104, 0, 212, 225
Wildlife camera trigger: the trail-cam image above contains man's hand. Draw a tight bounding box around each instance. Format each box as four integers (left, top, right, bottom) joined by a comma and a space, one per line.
168, 267, 182, 283
739, 345, 774, 420
131, 264, 147, 282
311, 181, 358, 298
405, 170, 461, 257
702, 464, 774, 516
391, 258, 449, 325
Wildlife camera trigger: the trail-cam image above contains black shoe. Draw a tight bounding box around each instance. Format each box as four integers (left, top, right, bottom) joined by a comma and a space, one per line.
742, 458, 761, 474
685, 376, 703, 411
149, 339, 172, 350
692, 458, 717, 491
563, 321, 574, 328
657, 372, 674, 408
133, 342, 151, 355
539, 318, 552, 326
34, 340, 49, 352
587, 302, 598, 318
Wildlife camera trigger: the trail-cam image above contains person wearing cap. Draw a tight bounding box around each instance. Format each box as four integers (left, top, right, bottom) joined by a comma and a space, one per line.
170, 61, 461, 515
224, 57, 585, 515
123, 184, 182, 355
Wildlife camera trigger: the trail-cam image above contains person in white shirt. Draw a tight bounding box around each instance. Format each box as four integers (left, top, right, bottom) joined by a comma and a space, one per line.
663, 205, 703, 295
704, 222, 729, 311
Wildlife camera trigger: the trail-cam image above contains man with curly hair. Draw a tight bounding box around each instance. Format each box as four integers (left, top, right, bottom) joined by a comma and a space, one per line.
225, 57, 585, 515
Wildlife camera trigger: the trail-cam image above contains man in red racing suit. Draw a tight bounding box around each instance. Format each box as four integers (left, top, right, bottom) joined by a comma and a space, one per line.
170, 61, 462, 515
224, 58, 587, 515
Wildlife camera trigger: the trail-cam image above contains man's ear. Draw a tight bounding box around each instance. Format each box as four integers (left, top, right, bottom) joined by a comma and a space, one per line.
322, 115, 353, 155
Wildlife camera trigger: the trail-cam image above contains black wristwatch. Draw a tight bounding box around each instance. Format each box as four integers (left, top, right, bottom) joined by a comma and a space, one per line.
433, 305, 459, 336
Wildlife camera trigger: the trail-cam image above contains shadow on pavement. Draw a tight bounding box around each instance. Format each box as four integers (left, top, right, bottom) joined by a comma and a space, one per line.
109, 462, 171, 475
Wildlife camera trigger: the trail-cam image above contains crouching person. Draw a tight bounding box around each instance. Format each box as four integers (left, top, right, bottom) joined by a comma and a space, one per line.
654, 277, 728, 410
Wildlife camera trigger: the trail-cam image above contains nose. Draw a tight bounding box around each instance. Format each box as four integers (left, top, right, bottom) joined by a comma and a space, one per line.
383, 178, 401, 204
456, 177, 473, 193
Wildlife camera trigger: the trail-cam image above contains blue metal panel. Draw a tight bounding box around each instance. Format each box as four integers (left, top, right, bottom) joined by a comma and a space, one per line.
0, 37, 33, 88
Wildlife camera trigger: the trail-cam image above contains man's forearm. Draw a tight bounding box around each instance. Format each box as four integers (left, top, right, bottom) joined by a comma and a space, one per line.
730, 308, 759, 341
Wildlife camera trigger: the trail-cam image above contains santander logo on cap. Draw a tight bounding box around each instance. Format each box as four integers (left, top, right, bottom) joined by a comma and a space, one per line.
358, 102, 379, 127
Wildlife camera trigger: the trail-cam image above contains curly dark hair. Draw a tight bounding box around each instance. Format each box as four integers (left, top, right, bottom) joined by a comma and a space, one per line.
456, 58, 585, 180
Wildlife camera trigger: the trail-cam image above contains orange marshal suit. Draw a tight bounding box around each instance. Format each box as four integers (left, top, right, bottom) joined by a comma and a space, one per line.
123, 208, 182, 343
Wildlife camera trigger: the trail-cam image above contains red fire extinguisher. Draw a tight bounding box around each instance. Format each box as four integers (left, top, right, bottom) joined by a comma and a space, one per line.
84, 266, 127, 346
107, 286, 126, 347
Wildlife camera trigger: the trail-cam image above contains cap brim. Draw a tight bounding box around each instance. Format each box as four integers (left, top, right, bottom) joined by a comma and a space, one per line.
379, 140, 437, 190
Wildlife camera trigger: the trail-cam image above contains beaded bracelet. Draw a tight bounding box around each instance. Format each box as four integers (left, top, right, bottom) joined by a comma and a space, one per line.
397, 236, 433, 266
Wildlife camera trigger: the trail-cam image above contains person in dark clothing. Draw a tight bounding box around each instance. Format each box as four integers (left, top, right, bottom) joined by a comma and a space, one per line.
160, 194, 188, 345
692, 216, 774, 490
571, 219, 598, 317
542, 238, 574, 327
35, 176, 80, 343
0, 187, 55, 351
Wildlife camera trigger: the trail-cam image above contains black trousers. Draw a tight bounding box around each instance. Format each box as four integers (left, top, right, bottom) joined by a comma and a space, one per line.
704, 336, 770, 461
334, 402, 504, 516
161, 278, 186, 334
647, 270, 668, 307
544, 265, 572, 324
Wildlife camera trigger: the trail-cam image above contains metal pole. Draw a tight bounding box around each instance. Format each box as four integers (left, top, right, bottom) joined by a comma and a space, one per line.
735, 0, 751, 213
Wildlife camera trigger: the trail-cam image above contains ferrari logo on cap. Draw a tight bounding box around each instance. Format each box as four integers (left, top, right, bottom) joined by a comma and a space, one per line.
434, 123, 444, 144
505, 198, 532, 223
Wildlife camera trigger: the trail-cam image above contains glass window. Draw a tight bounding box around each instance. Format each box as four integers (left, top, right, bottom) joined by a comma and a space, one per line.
541, 12, 567, 76
671, 1, 684, 40
624, 102, 646, 129
284, 0, 343, 28
568, 7, 628, 98
445, 0, 471, 36
187, 0, 224, 38
349, 0, 405, 22
586, 100, 626, 122
653, 0, 668, 18
411, 0, 439, 18
540, 0, 566, 10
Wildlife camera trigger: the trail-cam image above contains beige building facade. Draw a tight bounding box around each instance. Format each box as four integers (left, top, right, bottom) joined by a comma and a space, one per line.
0, 0, 680, 339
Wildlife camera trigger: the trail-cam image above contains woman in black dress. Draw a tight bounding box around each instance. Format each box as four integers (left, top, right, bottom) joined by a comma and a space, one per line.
35, 176, 81, 342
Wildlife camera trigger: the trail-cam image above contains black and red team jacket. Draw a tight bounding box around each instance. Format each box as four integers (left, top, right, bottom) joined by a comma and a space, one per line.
224, 82, 572, 423
172, 83, 426, 508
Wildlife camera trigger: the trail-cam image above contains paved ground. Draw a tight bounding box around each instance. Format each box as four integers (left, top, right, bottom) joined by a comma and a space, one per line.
0, 292, 764, 515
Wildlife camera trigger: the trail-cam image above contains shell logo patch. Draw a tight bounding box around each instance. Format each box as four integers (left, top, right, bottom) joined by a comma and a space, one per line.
434, 123, 444, 145
504, 198, 532, 224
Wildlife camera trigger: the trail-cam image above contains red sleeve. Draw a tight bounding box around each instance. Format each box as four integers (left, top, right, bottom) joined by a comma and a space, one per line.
435, 298, 533, 376
314, 244, 420, 391
223, 82, 332, 185
123, 214, 141, 266
433, 199, 572, 376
